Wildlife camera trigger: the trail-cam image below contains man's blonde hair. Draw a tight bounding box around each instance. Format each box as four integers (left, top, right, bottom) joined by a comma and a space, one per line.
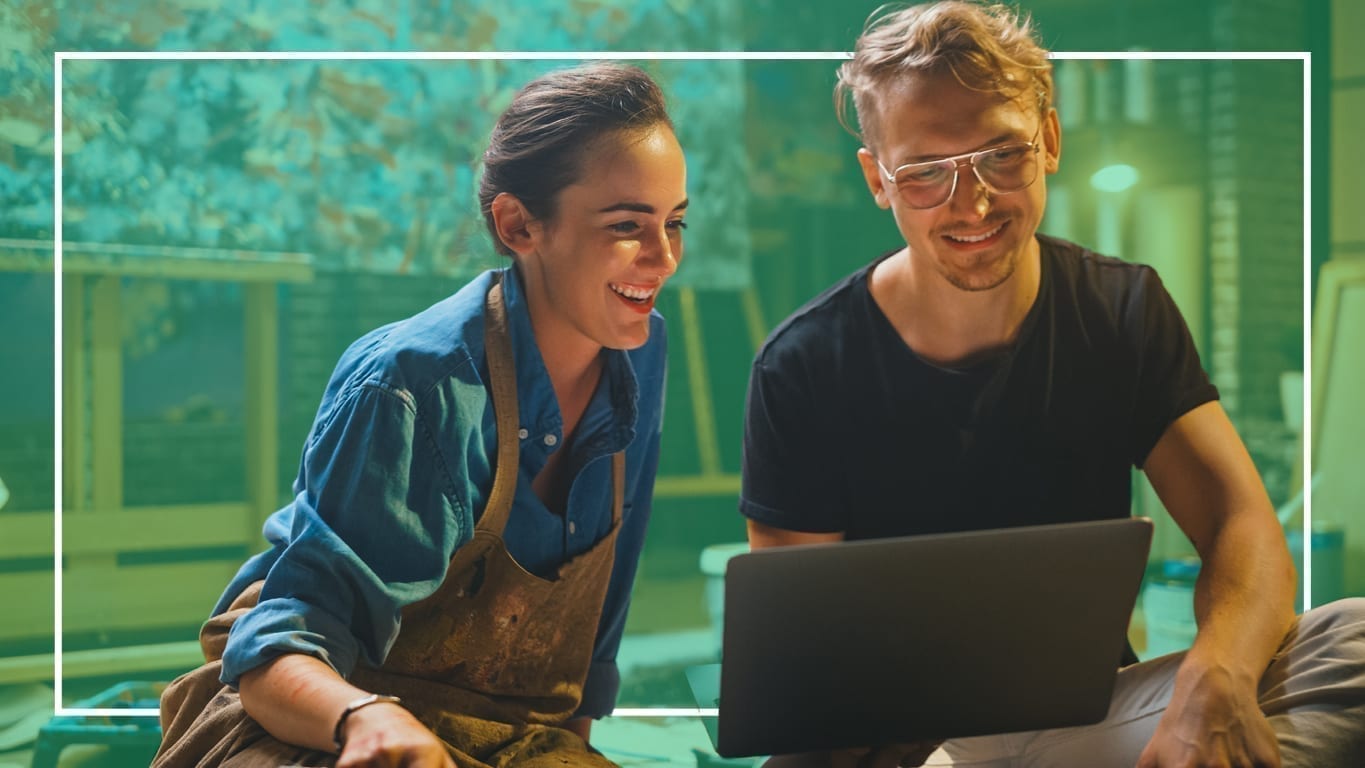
835, 1, 1053, 150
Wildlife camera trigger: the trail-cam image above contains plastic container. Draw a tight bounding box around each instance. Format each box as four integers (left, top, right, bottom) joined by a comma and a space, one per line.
1286, 522, 1346, 612
32, 681, 164, 768
699, 543, 750, 659
1141, 557, 1200, 658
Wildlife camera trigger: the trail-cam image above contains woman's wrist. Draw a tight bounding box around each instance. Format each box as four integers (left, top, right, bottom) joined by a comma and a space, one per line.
333, 693, 404, 752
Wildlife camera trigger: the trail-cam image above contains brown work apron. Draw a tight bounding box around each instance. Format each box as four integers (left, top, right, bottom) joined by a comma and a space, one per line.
153, 275, 625, 768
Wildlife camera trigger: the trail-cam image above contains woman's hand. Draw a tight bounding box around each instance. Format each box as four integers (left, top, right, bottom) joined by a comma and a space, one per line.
240, 654, 454, 766
336, 702, 455, 768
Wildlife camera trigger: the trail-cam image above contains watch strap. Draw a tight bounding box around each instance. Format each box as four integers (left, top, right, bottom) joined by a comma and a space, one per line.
332, 692, 403, 752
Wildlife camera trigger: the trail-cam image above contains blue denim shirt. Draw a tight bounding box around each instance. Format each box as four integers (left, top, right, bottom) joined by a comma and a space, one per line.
215, 266, 666, 718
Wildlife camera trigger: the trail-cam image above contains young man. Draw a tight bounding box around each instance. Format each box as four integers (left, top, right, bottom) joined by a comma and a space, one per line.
739, 2, 1365, 766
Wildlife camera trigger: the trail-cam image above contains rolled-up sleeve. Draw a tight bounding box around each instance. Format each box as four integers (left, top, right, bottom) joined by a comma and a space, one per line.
221, 382, 466, 687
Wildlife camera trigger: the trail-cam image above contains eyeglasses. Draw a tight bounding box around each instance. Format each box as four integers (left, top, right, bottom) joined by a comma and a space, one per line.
876, 135, 1042, 210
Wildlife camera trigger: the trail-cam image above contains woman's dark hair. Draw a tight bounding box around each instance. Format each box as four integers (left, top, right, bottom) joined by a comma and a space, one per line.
479, 63, 673, 256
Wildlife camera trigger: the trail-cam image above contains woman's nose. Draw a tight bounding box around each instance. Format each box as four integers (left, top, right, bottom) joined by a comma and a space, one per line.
644, 227, 679, 277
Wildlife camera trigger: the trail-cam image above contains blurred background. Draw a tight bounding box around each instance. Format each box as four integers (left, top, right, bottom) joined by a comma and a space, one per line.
0, 0, 1360, 765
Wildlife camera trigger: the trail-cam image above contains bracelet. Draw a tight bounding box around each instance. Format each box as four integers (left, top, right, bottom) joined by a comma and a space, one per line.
332, 693, 403, 752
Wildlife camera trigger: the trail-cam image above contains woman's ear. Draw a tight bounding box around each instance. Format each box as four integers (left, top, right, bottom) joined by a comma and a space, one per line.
490, 193, 539, 256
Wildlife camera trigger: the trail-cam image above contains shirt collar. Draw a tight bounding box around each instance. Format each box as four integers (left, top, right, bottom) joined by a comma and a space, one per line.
498, 265, 639, 454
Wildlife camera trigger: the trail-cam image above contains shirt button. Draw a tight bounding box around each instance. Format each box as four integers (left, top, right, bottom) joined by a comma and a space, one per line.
568, 521, 576, 535
544, 434, 558, 447
517, 428, 528, 439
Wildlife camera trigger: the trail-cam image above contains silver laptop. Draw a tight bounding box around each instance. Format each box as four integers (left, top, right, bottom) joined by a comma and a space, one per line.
691, 517, 1152, 758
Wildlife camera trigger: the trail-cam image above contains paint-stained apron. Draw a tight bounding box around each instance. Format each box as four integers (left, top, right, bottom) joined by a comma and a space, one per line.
153, 275, 625, 768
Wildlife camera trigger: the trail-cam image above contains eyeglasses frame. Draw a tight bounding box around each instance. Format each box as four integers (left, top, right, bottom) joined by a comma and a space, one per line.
875, 132, 1044, 210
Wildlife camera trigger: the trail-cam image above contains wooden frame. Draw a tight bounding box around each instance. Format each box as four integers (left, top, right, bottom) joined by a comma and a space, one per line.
0, 240, 313, 685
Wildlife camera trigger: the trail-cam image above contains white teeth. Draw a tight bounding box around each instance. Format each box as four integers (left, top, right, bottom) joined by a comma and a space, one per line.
610, 283, 656, 301
946, 223, 1004, 243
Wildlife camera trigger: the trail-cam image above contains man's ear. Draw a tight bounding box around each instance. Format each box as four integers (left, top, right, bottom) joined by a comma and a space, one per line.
856, 147, 892, 210
1042, 107, 1062, 175
490, 192, 539, 256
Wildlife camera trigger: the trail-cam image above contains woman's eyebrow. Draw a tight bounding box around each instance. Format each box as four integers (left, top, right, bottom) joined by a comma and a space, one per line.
597, 198, 690, 214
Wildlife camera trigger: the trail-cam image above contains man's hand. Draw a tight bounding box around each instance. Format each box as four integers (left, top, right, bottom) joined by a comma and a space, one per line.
1135, 661, 1278, 768
336, 701, 456, 768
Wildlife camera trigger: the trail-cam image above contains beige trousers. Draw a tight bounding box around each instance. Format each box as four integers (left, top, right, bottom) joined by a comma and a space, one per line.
927, 598, 1365, 767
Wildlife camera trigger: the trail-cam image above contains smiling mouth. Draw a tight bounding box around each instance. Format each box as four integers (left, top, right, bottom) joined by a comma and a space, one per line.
609, 282, 657, 304
943, 222, 1006, 244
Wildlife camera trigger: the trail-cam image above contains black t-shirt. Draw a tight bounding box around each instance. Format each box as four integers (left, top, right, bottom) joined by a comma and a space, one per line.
740, 235, 1219, 540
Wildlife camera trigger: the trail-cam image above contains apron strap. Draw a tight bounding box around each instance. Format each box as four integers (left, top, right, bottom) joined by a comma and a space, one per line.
479, 271, 629, 534
611, 451, 625, 526
478, 273, 520, 534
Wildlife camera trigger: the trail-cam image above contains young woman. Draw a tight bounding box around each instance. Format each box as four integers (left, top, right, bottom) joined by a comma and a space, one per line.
154, 63, 687, 768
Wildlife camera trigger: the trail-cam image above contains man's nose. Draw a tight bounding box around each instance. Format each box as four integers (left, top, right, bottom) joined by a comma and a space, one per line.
948, 162, 991, 219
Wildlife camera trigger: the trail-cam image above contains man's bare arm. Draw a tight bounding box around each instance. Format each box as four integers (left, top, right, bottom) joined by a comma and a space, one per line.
1138, 400, 1297, 766
747, 519, 844, 550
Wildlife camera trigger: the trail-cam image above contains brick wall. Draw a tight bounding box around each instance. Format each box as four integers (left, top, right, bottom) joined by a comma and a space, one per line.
1208, 1, 1307, 425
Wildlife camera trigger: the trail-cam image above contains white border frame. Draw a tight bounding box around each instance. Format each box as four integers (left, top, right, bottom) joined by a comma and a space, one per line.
52, 50, 1313, 718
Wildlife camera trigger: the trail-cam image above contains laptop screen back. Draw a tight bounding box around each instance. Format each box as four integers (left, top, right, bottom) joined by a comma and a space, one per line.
712, 518, 1152, 758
